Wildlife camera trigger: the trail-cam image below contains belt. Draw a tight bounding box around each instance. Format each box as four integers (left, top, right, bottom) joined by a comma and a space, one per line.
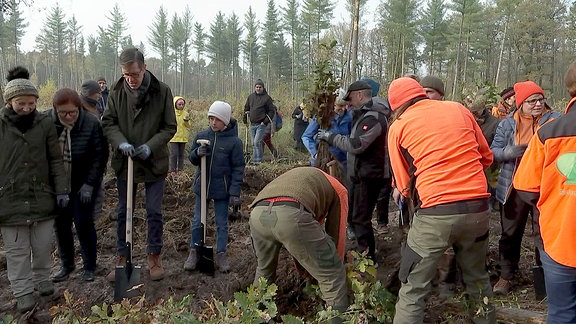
418, 198, 488, 215
255, 198, 308, 212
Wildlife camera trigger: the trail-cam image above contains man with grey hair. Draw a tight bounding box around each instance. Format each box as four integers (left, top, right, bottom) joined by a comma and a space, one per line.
102, 47, 177, 282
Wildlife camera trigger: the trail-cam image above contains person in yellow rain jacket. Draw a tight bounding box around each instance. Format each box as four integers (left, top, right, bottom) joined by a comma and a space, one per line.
169, 96, 191, 173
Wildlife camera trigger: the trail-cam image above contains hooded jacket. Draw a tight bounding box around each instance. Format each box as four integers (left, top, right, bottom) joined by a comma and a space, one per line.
0, 108, 68, 226
491, 107, 560, 204
189, 118, 245, 199
102, 70, 177, 182
513, 98, 576, 267
170, 96, 191, 143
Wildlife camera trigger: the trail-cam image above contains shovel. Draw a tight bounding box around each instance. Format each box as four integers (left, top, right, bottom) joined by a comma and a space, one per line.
195, 139, 215, 276
114, 157, 142, 301
243, 112, 251, 163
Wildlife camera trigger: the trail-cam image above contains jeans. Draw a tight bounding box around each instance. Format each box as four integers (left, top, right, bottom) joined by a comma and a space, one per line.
540, 248, 576, 323
54, 192, 97, 271
116, 178, 165, 255
250, 123, 266, 163
169, 142, 186, 172
190, 197, 229, 253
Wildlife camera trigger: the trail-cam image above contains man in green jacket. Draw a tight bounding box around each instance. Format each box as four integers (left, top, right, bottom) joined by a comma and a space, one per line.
102, 47, 177, 282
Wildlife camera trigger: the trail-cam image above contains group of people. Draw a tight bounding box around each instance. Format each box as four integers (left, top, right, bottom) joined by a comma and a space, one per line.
2, 47, 575, 322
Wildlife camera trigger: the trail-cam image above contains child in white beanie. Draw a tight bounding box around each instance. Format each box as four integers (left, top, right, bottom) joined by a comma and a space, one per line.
184, 101, 245, 273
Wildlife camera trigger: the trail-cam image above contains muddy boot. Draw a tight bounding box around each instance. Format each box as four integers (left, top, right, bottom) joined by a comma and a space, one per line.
216, 252, 231, 273
147, 253, 165, 281
106, 255, 126, 282
17, 293, 36, 313
183, 248, 198, 271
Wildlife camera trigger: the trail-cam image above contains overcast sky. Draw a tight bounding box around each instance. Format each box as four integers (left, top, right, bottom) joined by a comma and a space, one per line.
19, 0, 378, 56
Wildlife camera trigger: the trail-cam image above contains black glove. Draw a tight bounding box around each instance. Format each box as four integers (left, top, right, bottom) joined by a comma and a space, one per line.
503, 144, 527, 160
229, 195, 241, 207
196, 145, 210, 157
79, 184, 94, 204
57, 194, 70, 209
118, 142, 135, 157
134, 144, 151, 160
317, 129, 332, 142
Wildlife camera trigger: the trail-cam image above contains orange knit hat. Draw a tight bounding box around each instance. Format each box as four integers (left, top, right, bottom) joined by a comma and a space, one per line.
388, 77, 427, 111
514, 81, 544, 107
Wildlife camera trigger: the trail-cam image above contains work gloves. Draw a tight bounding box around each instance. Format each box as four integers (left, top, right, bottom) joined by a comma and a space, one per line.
134, 144, 151, 160
57, 194, 70, 209
229, 195, 241, 207
502, 144, 527, 160
79, 184, 94, 204
317, 129, 332, 142
118, 142, 135, 157
196, 145, 210, 158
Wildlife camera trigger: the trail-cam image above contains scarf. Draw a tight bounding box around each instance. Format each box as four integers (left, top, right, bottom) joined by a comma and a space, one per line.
123, 71, 151, 112
5, 108, 37, 133
58, 122, 73, 188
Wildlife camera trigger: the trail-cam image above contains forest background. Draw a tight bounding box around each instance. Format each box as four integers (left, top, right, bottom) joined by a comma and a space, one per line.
1, 0, 576, 112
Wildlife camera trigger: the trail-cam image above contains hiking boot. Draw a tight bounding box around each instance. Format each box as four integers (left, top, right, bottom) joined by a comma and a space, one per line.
38, 281, 54, 296
216, 252, 231, 273
51, 266, 75, 282
493, 278, 513, 295
17, 293, 35, 313
106, 255, 126, 282
82, 270, 95, 282
183, 249, 198, 271
147, 253, 165, 281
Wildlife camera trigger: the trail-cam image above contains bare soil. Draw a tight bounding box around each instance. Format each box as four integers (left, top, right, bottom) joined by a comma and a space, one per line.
0, 162, 547, 323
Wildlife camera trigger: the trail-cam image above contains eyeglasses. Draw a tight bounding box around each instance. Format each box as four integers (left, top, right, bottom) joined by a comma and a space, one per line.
524, 97, 546, 106
121, 70, 142, 78
57, 110, 78, 117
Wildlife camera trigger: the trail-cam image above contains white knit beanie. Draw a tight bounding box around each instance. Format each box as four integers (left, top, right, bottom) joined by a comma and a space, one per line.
208, 100, 232, 125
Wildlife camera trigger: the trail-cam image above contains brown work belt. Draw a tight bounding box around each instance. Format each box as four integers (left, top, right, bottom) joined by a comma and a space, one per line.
418, 198, 489, 215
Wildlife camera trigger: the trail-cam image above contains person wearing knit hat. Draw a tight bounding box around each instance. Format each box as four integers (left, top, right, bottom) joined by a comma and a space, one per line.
512, 61, 576, 322
387, 76, 495, 323
185, 100, 245, 273
97, 77, 109, 108
492, 86, 516, 120
243, 78, 276, 164
0, 66, 69, 312
490, 80, 561, 296
80, 80, 104, 117
419, 75, 445, 100
317, 78, 389, 263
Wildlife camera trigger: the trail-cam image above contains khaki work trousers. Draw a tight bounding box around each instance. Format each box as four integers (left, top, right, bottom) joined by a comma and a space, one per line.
394, 210, 494, 324
1, 219, 54, 297
249, 203, 349, 309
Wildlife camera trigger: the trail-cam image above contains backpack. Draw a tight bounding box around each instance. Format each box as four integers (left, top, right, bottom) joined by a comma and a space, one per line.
275, 111, 283, 131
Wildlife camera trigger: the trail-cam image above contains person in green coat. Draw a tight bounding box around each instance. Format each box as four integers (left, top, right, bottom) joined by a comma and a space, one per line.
102, 48, 177, 282
0, 66, 69, 312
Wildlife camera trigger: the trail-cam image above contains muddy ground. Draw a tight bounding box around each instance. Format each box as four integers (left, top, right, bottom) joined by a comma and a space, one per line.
0, 161, 547, 323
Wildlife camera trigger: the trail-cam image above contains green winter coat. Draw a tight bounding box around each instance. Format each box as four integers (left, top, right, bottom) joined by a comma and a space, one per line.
102, 71, 177, 183
0, 108, 68, 226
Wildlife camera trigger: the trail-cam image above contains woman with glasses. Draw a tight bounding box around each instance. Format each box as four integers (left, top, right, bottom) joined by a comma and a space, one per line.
49, 88, 109, 283
490, 81, 561, 295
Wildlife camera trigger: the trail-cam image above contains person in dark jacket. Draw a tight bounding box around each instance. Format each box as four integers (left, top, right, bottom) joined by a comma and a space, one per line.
243, 79, 276, 164
291, 103, 309, 151
97, 77, 109, 113
318, 80, 390, 262
0, 66, 69, 312
49, 88, 108, 283
184, 101, 245, 273
102, 48, 177, 282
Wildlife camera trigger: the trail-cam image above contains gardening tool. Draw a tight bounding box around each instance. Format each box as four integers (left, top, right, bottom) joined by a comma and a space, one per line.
195, 139, 215, 276
114, 157, 142, 301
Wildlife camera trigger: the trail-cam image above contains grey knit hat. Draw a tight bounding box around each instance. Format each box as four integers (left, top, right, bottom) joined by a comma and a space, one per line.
80, 80, 101, 97
4, 78, 39, 102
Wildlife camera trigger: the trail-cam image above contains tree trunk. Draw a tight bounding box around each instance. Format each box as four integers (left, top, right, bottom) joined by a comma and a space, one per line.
495, 19, 508, 86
